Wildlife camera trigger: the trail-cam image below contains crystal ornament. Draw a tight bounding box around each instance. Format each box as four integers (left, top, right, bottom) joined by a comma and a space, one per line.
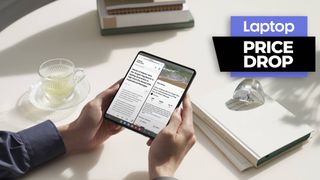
226, 79, 265, 111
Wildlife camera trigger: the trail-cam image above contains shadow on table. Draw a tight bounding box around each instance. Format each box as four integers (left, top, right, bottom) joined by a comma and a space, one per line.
123, 171, 149, 180
0, 10, 177, 77
23, 145, 105, 180
16, 91, 78, 122
263, 51, 320, 130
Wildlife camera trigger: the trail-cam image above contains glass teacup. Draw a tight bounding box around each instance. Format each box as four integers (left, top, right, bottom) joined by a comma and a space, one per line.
39, 58, 85, 105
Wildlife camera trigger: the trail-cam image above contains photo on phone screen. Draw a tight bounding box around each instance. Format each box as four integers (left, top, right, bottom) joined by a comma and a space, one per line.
105, 51, 196, 138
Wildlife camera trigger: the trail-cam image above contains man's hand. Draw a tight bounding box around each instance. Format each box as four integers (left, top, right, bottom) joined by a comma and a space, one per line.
148, 94, 196, 179
58, 79, 123, 153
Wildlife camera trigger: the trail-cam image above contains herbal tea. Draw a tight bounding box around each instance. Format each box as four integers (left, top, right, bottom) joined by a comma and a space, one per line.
42, 66, 75, 102
39, 59, 85, 104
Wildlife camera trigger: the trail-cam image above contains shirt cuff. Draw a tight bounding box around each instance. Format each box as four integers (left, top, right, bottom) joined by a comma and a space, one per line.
153, 177, 178, 180
17, 120, 66, 168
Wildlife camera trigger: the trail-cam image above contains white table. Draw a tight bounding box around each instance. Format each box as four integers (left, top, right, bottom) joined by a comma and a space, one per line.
1, 0, 320, 179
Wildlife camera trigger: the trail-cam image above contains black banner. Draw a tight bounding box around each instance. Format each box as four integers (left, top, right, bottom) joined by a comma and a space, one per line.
212, 36, 315, 72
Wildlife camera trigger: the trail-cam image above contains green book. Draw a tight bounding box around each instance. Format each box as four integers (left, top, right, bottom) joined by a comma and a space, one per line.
97, 0, 194, 35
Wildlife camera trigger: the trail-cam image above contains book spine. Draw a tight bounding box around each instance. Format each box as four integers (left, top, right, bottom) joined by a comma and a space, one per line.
100, 21, 193, 35
105, 0, 186, 10
102, 8, 192, 28
107, 4, 183, 15
98, 0, 194, 35
192, 101, 260, 166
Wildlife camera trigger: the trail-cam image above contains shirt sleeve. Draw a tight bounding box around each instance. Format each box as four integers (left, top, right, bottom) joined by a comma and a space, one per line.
0, 0, 55, 32
0, 120, 66, 179
153, 177, 178, 180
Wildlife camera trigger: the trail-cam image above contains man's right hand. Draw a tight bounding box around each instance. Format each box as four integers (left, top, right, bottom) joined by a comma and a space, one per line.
147, 94, 196, 179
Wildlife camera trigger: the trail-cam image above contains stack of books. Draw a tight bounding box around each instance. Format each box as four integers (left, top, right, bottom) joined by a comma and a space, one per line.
192, 79, 313, 171
97, 0, 194, 35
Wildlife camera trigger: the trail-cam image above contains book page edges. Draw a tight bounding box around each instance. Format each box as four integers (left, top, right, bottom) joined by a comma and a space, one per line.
105, 0, 186, 10
192, 100, 260, 166
194, 114, 253, 171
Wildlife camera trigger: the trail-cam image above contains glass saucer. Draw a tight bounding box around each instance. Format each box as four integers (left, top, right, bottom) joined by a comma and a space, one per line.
29, 78, 90, 111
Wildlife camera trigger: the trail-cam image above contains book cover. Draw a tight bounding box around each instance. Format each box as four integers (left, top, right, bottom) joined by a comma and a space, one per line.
192, 80, 313, 167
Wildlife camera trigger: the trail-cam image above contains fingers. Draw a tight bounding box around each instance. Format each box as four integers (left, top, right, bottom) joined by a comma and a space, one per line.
92, 79, 122, 112
105, 120, 121, 129
181, 94, 193, 126
103, 120, 124, 135
96, 79, 123, 106
146, 139, 153, 146
96, 79, 123, 100
165, 108, 182, 133
160, 94, 193, 137
110, 78, 124, 88
103, 84, 119, 103
179, 94, 195, 136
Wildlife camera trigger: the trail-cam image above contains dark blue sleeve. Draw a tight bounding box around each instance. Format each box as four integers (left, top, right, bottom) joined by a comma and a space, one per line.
0, 120, 66, 178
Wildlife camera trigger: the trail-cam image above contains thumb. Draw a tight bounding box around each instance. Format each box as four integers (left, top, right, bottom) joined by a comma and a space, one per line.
165, 108, 182, 133
99, 84, 120, 110
97, 83, 119, 101
146, 139, 153, 146
96, 79, 123, 100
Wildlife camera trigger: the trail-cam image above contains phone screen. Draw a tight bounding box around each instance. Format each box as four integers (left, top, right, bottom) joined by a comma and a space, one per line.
105, 51, 196, 138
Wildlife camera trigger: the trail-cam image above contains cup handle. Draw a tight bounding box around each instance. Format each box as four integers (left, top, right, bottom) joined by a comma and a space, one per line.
74, 68, 86, 84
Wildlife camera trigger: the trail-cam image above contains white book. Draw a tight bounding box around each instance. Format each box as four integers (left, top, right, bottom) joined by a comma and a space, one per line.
195, 114, 253, 171
97, 0, 194, 35
192, 80, 313, 170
